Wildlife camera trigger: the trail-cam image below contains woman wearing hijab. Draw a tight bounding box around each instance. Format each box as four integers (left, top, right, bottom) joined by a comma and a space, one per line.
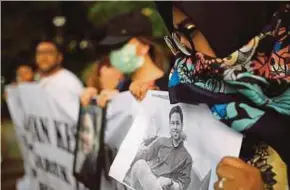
81, 36, 168, 107
155, 2, 289, 190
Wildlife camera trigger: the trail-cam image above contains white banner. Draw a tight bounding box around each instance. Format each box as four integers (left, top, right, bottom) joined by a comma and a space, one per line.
73, 91, 140, 190
101, 92, 141, 190
6, 83, 87, 190
105, 91, 140, 151
109, 91, 243, 190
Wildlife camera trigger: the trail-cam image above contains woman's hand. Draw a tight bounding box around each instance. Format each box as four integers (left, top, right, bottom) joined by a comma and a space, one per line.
215, 156, 264, 190
80, 87, 98, 107
97, 89, 119, 108
129, 81, 159, 101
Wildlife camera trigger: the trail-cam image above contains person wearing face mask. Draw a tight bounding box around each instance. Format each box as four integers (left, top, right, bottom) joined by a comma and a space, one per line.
81, 10, 169, 107
155, 2, 289, 190
109, 36, 169, 101
85, 57, 127, 91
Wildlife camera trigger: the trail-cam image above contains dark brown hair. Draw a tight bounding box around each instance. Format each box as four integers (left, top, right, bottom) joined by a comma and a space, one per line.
169, 105, 183, 124
137, 37, 168, 72
85, 56, 111, 92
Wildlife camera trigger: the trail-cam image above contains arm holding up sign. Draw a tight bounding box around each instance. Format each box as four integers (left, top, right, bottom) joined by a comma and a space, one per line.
97, 89, 119, 108
80, 87, 119, 108
81, 56, 126, 108
80, 87, 98, 107
129, 80, 159, 101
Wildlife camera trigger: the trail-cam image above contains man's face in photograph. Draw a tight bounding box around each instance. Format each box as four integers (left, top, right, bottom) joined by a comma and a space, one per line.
170, 112, 183, 141
80, 113, 94, 154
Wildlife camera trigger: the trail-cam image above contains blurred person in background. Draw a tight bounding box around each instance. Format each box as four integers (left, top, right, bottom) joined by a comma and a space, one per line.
82, 56, 129, 108
110, 36, 168, 101
2, 64, 32, 116
36, 40, 83, 93
80, 10, 170, 190
35, 39, 83, 118
85, 57, 126, 91
156, 2, 289, 190
15, 64, 35, 83
3, 64, 35, 100
81, 10, 169, 107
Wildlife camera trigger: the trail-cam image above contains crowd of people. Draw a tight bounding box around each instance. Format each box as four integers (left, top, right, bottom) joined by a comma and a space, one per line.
4, 2, 289, 190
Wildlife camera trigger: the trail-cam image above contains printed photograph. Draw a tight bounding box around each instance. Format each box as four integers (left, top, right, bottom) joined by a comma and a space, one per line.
124, 105, 211, 190
74, 104, 103, 184
110, 92, 213, 190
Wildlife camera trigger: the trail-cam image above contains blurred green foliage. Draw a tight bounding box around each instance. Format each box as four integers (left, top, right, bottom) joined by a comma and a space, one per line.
80, 1, 170, 85
81, 61, 96, 84
88, 1, 168, 37
1, 2, 60, 58
2, 120, 22, 159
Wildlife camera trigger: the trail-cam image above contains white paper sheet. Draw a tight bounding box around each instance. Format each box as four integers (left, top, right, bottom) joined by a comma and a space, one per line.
109, 91, 242, 190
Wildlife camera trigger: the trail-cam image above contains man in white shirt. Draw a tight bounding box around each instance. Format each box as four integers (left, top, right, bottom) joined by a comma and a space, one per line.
35, 40, 83, 120
13, 41, 84, 190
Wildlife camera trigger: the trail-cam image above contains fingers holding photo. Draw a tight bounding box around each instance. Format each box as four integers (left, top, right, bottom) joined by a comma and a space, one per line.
81, 87, 98, 107
215, 156, 264, 190
130, 80, 158, 101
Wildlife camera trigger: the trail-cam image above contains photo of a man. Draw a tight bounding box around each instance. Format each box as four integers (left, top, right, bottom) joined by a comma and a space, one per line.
127, 105, 193, 190
80, 113, 96, 154
110, 91, 241, 190
74, 105, 103, 186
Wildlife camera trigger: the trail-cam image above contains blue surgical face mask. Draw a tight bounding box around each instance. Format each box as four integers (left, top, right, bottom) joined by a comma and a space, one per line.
109, 44, 144, 74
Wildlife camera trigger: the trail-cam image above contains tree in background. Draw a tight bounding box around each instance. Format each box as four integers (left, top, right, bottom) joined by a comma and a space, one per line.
1, 1, 169, 86
88, 1, 168, 37
80, 1, 169, 84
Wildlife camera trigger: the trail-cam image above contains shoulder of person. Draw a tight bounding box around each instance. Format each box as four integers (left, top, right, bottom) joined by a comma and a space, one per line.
156, 136, 171, 145
182, 146, 193, 163
60, 69, 83, 85
42, 69, 84, 97
58, 69, 84, 91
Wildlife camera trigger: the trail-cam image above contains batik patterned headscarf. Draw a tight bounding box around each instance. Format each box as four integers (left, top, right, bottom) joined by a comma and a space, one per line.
156, 2, 289, 189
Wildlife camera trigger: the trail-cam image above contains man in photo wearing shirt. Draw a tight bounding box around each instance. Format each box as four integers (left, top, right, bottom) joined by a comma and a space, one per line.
129, 105, 193, 190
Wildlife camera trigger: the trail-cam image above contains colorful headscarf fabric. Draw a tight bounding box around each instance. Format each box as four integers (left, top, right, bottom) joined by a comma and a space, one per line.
166, 3, 289, 189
